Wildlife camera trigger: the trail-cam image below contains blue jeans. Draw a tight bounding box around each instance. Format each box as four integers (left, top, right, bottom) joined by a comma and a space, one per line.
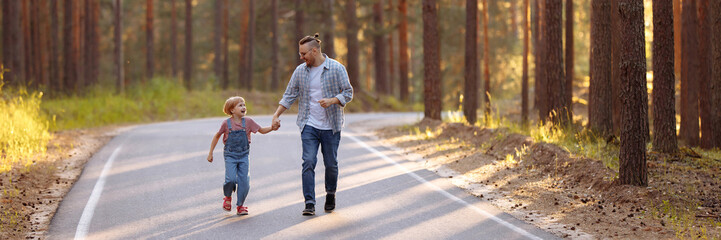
301, 125, 341, 205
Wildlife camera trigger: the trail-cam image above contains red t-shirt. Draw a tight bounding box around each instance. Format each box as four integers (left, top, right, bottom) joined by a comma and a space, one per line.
217, 117, 261, 144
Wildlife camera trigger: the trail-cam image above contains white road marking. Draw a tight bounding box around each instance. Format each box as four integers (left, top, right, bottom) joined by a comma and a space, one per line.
346, 134, 543, 240
74, 146, 122, 240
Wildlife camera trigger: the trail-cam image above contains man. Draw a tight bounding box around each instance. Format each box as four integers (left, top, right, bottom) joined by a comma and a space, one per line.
272, 33, 353, 216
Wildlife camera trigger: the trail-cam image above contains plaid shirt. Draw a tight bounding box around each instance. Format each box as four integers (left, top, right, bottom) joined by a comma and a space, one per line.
279, 55, 353, 133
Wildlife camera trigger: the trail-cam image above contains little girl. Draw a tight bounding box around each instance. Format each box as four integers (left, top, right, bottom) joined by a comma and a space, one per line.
207, 96, 275, 215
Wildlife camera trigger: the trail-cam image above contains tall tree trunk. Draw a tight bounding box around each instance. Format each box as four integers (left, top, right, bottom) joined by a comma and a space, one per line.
1, 0, 11, 83
184, 0, 193, 90
545, 0, 569, 124
22, 0, 33, 87
398, 0, 409, 102
295, 0, 304, 65
213, 0, 222, 80
388, 0, 395, 96
611, 0, 621, 134
33, 0, 42, 87
239, 0, 250, 88
652, 0, 678, 153
536, 0, 549, 122
5, 0, 25, 85
325, 0, 336, 59
171, 0, 178, 78
589, 0, 612, 133
565, 0, 573, 114
510, 0, 518, 38
114, 0, 124, 93
373, 1, 388, 95
50, 0, 60, 91
483, 0, 491, 123
63, 0, 76, 92
146, 0, 154, 82
92, 0, 100, 86
618, 0, 648, 186
712, 0, 721, 148
87, 0, 100, 87
346, 0, 360, 90
673, 0, 682, 83
681, 0, 700, 146
76, 0, 86, 89
532, 0, 540, 113
32, 0, 47, 88
522, 0, 530, 125
270, 0, 279, 91
423, 0, 441, 120
222, 0, 229, 89
247, 0, 255, 90
698, 0, 715, 148
464, 0, 479, 124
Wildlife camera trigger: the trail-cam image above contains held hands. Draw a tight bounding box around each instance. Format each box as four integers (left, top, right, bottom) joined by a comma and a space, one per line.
271, 117, 281, 130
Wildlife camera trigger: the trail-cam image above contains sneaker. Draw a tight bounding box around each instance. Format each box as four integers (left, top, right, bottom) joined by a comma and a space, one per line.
237, 206, 248, 215
222, 197, 232, 211
302, 203, 315, 216
324, 194, 335, 212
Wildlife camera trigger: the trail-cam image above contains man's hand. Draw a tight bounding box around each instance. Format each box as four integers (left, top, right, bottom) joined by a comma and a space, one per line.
318, 98, 340, 108
207, 154, 213, 163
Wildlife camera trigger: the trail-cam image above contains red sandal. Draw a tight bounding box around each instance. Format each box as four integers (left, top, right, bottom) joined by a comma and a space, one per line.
223, 197, 232, 211
237, 206, 248, 215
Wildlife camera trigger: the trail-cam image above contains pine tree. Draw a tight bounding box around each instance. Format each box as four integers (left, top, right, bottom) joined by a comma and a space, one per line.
618, 0, 648, 186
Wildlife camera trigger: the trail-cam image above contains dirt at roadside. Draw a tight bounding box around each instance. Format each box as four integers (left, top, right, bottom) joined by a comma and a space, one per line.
0, 127, 124, 239
377, 118, 721, 239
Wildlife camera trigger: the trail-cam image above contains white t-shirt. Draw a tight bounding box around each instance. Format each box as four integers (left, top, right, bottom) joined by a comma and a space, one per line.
306, 64, 332, 130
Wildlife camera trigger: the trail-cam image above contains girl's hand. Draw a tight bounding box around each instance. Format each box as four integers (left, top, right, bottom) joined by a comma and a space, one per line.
207, 154, 213, 163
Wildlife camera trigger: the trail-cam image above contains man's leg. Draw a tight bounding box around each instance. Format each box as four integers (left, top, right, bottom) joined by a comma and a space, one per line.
320, 130, 341, 195
320, 130, 341, 212
301, 126, 321, 205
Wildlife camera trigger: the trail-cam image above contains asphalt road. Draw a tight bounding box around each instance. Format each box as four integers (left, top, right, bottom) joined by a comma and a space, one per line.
47, 113, 559, 240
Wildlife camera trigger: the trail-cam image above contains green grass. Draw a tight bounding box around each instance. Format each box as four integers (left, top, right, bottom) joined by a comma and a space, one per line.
443, 95, 621, 170
42, 78, 233, 131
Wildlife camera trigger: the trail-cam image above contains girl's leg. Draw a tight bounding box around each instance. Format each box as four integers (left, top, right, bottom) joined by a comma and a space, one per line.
223, 161, 239, 197
236, 159, 250, 206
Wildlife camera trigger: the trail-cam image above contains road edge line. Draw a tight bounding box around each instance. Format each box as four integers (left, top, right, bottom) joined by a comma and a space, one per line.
74, 146, 122, 240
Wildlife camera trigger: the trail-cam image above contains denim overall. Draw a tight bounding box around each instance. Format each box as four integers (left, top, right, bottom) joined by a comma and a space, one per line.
223, 118, 250, 206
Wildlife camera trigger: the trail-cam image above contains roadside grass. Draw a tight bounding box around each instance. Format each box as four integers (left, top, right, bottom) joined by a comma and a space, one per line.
445, 96, 622, 171
42, 78, 232, 131
0, 64, 53, 173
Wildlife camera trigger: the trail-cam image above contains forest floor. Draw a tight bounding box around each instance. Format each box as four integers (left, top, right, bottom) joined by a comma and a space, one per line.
0, 127, 125, 239
376, 117, 721, 239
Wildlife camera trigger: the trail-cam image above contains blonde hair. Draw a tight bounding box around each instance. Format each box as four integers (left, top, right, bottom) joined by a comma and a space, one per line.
223, 96, 245, 115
